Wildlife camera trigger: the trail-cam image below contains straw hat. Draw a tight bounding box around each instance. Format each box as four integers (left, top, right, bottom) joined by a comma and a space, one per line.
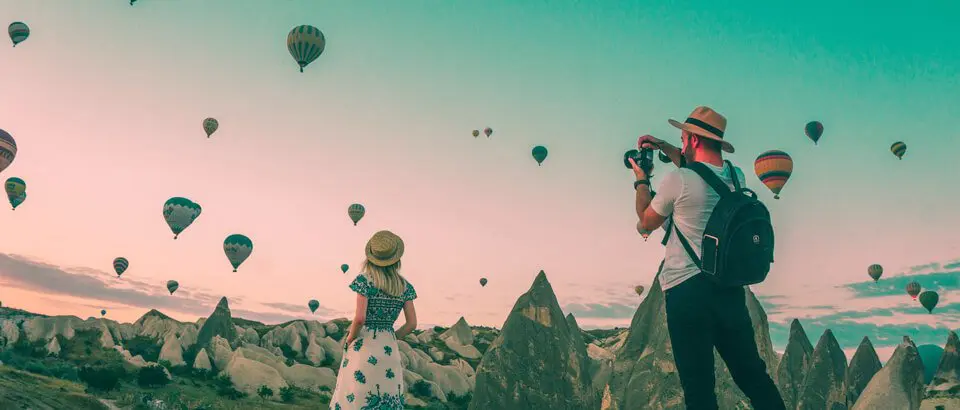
365, 230, 404, 267
667, 106, 735, 153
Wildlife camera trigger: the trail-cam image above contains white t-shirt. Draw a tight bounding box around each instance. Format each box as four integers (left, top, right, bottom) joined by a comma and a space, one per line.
650, 162, 747, 291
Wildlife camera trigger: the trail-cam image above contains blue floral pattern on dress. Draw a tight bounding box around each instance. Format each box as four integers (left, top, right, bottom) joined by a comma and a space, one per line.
383, 346, 392, 356
354, 370, 366, 384
385, 368, 395, 379
368, 355, 378, 366
347, 393, 355, 403
347, 275, 417, 334
359, 385, 405, 410
353, 337, 364, 352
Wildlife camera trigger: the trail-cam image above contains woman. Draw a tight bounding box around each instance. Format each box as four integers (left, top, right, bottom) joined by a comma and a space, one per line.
330, 230, 418, 410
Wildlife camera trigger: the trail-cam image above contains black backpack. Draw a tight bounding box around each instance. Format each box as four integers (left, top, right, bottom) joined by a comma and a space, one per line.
660, 160, 775, 286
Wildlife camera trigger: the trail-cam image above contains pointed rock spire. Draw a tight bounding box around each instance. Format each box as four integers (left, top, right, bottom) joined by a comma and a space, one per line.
776, 319, 815, 410
440, 316, 474, 346
469, 270, 598, 410
797, 329, 848, 410
845, 336, 882, 407
196, 297, 238, 349
927, 331, 960, 398
852, 336, 924, 410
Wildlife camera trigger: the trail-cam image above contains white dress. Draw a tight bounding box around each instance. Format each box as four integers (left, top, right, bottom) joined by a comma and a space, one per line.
330, 274, 417, 410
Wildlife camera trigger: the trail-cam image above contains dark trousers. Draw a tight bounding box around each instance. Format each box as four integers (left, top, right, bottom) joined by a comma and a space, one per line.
664, 274, 785, 410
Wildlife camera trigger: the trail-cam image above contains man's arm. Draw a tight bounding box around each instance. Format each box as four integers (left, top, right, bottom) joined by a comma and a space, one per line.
641, 170, 681, 232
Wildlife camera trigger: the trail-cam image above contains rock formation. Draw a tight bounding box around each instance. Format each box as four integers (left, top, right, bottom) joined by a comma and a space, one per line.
776, 319, 815, 409
195, 297, 237, 348
926, 331, 960, 399
441, 317, 475, 346
845, 336, 882, 407
470, 270, 598, 410
603, 272, 779, 409
797, 329, 847, 410
852, 336, 925, 410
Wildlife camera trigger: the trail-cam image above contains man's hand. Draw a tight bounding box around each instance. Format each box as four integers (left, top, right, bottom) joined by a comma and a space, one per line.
638, 135, 664, 150
628, 157, 648, 181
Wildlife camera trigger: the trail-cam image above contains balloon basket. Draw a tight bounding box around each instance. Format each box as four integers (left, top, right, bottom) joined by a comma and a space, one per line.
232, 269, 237, 272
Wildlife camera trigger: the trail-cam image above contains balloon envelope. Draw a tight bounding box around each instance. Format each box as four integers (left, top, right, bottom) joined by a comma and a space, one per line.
166, 280, 179, 295
287, 25, 326, 72
8, 22, 29, 47
9, 192, 25, 210
4, 177, 25, 200
113, 257, 129, 277
0, 129, 16, 174
163, 197, 201, 239
867, 264, 883, 282
532, 146, 548, 165
754, 150, 793, 199
348, 203, 365, 225
891, 141, 907, 160
224, 234, 253, 272
805, 121, 823, 145
100, 310, 106, 316
906, 281, 922, 299
484, 127, 493, 137
479, 278, 487, 287
203, 118, 219, 138
471, 130, 479, 138
340, 264, 349, 273
919, 291, 939, 313
634, 285, 645, 296
308, 299, 320, 313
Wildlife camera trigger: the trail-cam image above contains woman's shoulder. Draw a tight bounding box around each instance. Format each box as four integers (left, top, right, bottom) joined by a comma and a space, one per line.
349, 273, 377, 296
401, 278, 417, 301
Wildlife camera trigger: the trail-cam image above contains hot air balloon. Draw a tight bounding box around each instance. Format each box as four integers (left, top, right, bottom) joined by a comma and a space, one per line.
8, 22, 28, 47
5, 177, 25, 208
532, 146, 548, 166
203, 118, 219, 138
100, 309, 106, 316
224, 234, 253, 272
891, 141, 907, 160
479, 278, 488, 287
340, 264, 349, 273
906, 281, 921, 300
634, 285, 645, 296
308, 299, 320, 314
484, 127, 493, 138
9, 192, 25, 210
867, 264, 883, 282
348, 203, 365, 226
637, 221, 652, 241
113, 257, 129, 278
919, 291, 939, 313
805, 121, 824, 145
162, 197, 202, 239
0, 129, 16, 174
287, 25, 326, 73
472, 130, 479, 138
754, 150, 793, 199
166, 280, 179, 295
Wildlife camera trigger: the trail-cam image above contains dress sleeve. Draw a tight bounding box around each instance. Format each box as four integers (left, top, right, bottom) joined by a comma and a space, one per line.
349, 274, 377, 297
402, 282, 418, 302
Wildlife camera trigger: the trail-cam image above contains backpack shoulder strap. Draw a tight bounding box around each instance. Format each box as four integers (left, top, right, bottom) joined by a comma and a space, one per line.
724, 160, 742, 191
687, 162, 733, 196
672, 222, 702, 269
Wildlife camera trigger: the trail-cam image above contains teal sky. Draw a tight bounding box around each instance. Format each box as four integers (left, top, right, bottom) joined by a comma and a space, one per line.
1, 1, 958, 358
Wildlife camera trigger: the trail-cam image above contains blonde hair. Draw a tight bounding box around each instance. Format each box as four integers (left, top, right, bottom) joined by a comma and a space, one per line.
361, 259, 407, 298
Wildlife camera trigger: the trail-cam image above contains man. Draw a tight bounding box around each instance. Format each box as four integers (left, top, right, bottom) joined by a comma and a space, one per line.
629, 106, 785, 410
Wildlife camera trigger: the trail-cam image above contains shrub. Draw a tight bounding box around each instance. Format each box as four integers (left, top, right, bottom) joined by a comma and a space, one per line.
257, 385, 274, 401
411, 380, 433, 398
212, 374, 246, 400
124, 336, 161, 363
279, 385, 296, 403
137, 365, 170, 388
78, 365, 122, 391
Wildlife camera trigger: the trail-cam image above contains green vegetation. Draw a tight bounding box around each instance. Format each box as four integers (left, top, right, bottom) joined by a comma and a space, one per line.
0, 365, 108, 410
123, 335, 161, 363
78, 364, 125, 391
136, 365, 170, 388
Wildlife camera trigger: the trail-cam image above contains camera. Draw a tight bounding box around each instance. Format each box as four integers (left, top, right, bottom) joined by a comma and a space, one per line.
623, 148, 655, 174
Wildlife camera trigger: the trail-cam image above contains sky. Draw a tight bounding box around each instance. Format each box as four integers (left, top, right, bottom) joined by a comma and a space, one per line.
1, 1, 959, 361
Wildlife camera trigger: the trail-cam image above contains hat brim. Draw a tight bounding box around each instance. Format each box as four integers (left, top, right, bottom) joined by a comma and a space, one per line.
668, 119, 735, 153
365, 240, 404, 267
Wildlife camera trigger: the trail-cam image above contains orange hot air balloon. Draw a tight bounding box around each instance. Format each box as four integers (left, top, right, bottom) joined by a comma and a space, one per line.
754, 150, 793, 199
906, 281, 921, 300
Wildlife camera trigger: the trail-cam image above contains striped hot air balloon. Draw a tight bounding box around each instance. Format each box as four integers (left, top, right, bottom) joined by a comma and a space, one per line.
348, 203, 365, 226
754, 150, 793, 199
224, 234, 253, 272
166, 280, 179, 295
906, 281, 921, 300
162, 197, 202, 239
287, 25, 326, 73
113, 257, 129, 278
0, 129, 16, 174
891, 141, 907, 160
867, 264, 883, 282
5, 177, 25, 204
8, 22, 29, 47
805, 121, 824, 145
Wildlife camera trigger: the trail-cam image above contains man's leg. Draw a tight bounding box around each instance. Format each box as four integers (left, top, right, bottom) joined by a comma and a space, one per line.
665, 275, 719, 410
712, 285, 786, 410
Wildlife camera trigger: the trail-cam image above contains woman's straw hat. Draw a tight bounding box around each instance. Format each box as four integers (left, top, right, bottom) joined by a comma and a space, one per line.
365, 230, 404, 267
667, 106, 735, 153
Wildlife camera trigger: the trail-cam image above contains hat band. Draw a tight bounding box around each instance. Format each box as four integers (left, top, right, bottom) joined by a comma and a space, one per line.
685, 117, 724, 138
